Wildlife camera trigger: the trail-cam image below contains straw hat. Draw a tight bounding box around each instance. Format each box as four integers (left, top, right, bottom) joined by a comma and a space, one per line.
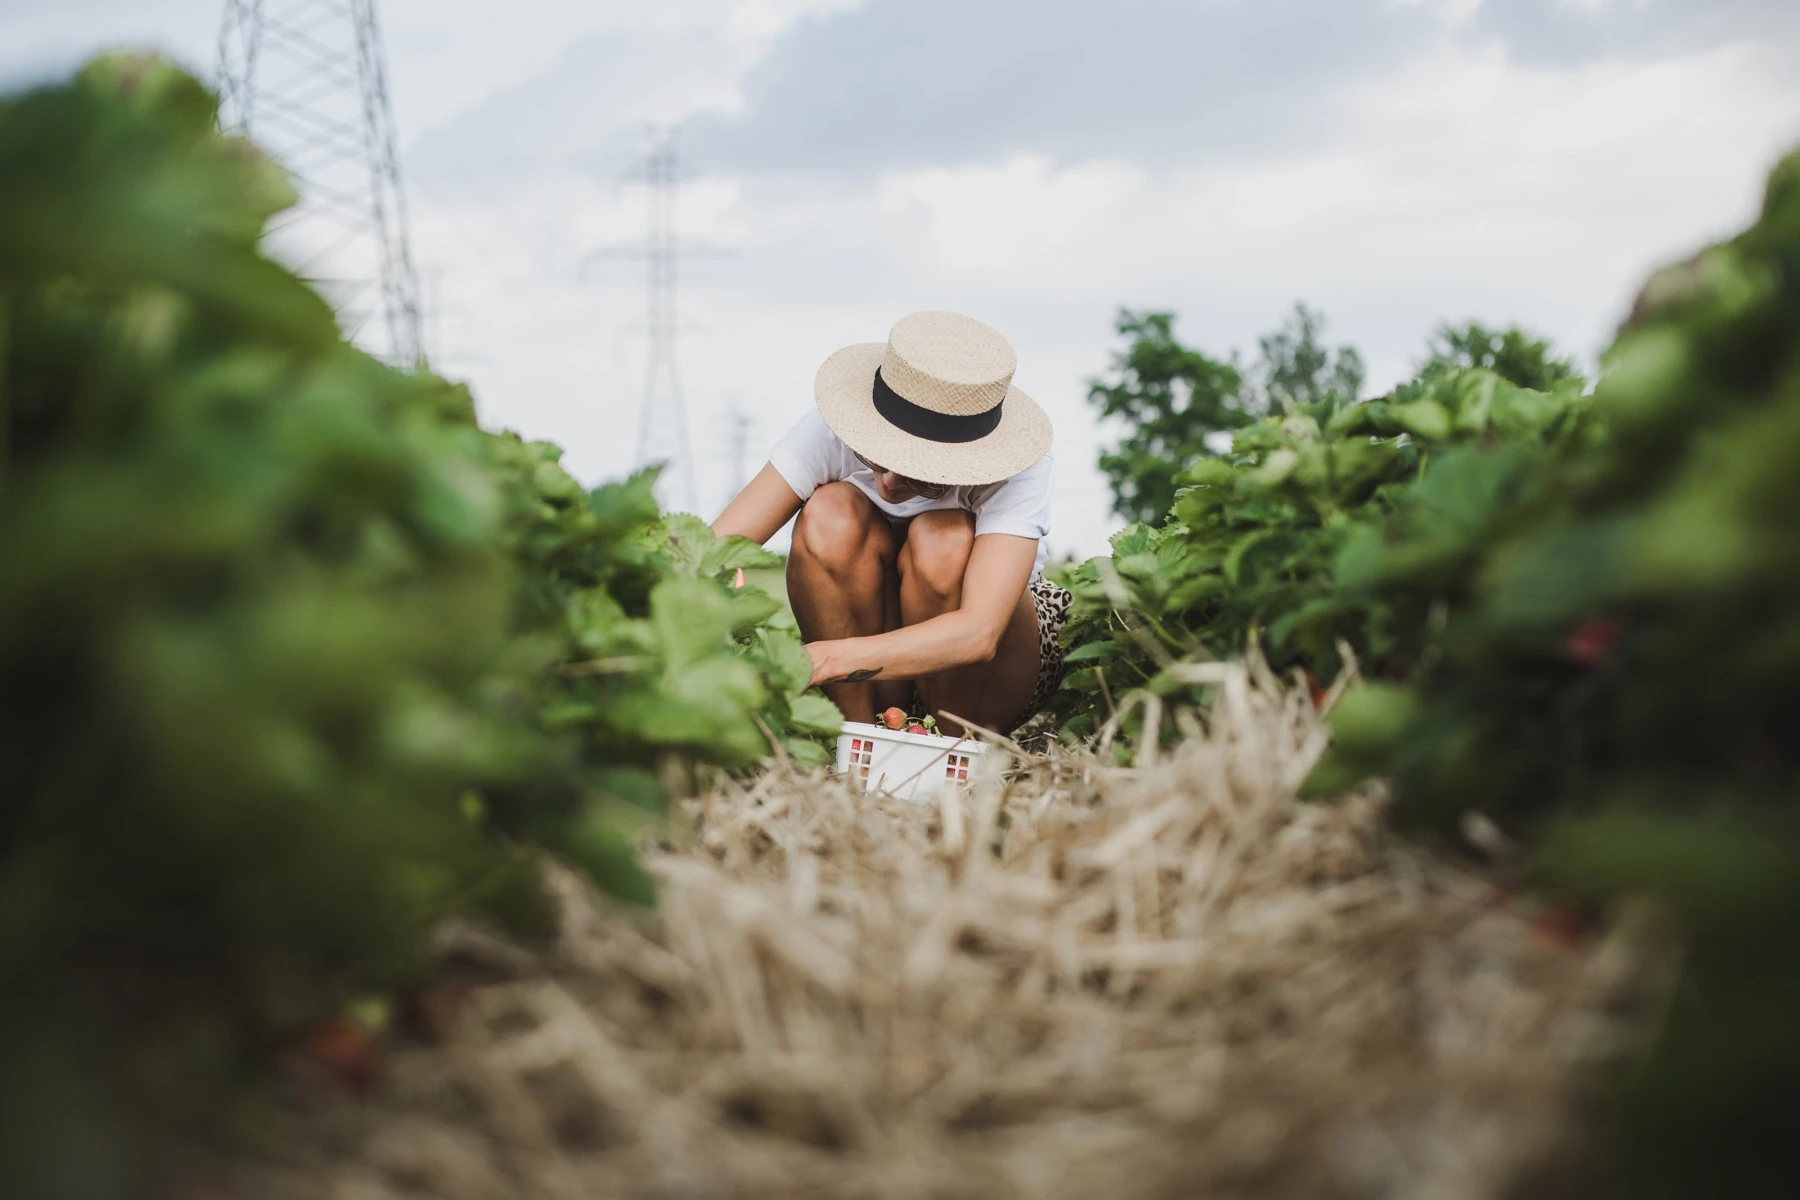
813, 311, 1053, 486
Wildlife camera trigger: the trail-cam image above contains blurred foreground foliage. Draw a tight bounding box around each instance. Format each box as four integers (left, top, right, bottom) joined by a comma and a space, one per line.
1317, 148, 1800, 1197
0, 56, 836, 1196
1059, 147, 1800, 1197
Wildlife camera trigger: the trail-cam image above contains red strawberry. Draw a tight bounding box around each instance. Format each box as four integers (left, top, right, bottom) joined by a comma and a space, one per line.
906, 722, 927, 735
296, 1016, 379, 1094
1567, 617, 1622, 666
880, 706, 907, 730
1529, 905, 1587, 952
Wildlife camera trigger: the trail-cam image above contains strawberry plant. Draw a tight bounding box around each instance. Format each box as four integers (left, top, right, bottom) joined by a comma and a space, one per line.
1064, 142, 1800, 1196
0, 56, 837, 1194
1306, 146, 1800, 1197
1050, 363, 1592, 745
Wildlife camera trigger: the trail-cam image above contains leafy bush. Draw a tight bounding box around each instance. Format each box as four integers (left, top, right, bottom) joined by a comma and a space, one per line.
1088, 303, 1364, 526
1307, 147, 1800, 1197
1088, 310, 1252, 526
479, 447, 842, 898
1064, 143, 1800, 1196
1251, 301, 1366, 413
1052, 362, 1592, 745
0, 56, 835, 1194
1413, 319, 1582, 392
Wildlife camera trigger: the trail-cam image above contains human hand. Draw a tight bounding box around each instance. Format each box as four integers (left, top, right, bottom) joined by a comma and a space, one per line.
805, 641, 881, 688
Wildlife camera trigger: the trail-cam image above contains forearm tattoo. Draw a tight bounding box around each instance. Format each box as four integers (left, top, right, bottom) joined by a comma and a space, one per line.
842, 667, 883, 683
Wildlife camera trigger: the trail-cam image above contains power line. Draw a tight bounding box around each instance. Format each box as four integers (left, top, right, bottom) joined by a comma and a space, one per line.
216, 0, 427, 369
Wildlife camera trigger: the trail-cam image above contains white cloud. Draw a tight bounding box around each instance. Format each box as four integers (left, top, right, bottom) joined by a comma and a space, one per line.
876, 156, 1146, 274
5, 1, 1800, 559
408, 27, 1799, 557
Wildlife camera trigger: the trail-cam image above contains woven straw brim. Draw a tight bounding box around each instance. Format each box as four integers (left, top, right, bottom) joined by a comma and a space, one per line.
814, 343, 1053, 486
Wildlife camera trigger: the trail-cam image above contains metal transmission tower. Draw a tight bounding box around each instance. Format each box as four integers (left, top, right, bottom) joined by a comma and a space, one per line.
216, 0, 426, 367
585, 127, 726, 514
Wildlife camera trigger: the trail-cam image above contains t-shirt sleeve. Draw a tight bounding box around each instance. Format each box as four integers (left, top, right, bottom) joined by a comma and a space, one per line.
767, 409, 854, 501
972, 452, 1054, 542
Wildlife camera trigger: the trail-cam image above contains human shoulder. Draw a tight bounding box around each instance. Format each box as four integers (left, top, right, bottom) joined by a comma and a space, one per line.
769, 409, 857, 498
970, 449, 1054, 505
968, 451, 1053, 542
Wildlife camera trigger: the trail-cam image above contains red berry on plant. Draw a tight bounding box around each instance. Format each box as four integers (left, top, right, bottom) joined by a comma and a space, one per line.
297, 1017, 378, 1094
1567, 617, 1622, 666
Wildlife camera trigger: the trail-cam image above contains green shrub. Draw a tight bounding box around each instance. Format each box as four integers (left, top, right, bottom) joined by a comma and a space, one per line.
1062, 142, 1800, 1196
1307, 148, 1800, 1196
1051, 364, 1592, 746
0, 55, 836, 1195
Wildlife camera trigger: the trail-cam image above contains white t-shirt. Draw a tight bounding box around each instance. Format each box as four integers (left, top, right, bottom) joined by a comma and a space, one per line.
769, 410, 1054, 577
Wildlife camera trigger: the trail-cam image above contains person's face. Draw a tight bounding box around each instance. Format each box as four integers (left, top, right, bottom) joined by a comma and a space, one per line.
853, 451, 950, 503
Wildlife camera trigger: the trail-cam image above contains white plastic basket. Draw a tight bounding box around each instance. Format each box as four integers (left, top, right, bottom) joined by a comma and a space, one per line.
835, 721, 992, 804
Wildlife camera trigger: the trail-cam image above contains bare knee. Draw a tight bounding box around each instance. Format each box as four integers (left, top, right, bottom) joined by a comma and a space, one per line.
793, 482, 888, 574
899, 510, 976, 602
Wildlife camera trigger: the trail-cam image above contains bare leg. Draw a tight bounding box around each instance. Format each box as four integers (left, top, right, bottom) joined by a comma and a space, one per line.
897, 510, 1041, 736
786, 483, 899, 724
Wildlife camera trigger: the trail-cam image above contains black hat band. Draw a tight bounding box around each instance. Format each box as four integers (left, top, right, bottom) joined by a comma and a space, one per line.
872, 367, 1004, 444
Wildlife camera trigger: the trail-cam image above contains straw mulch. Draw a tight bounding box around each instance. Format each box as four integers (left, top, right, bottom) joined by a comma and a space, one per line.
249, 666, 1666, 1200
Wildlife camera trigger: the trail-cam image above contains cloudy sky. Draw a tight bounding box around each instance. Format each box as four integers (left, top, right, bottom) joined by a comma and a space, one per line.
6, 0, 1800, 555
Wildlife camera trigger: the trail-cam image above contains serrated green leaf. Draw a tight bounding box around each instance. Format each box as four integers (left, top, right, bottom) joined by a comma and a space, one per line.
703, 533, 783, 577
754, 626, 815, 696
648, 577, 736, 669
788, 692, 846, 735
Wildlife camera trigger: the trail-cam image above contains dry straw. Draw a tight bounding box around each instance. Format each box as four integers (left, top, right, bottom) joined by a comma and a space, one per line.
246, 665, 1668, 1200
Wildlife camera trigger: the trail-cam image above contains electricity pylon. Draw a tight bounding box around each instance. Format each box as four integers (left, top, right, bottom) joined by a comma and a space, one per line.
216, 0, 426, 368
584, 126, 730, 515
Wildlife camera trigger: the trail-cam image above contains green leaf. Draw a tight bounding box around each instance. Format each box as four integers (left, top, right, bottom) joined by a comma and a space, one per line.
659, 513, 716, 574
788, 693, 846, 735
1061, 640, 1119, 665
1109, 523, 1153, 556
1391, 399, 1451, 442
754, 626, 816, 696
648, 577, 736, 669
784, 737, 831, 768
726, 587, 782, 634
1328, 682, 1418, 756
563, 815, 657, 906
703, 533, 783, 577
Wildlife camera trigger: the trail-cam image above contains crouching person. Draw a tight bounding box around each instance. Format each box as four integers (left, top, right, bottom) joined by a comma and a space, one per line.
711, 311, 1071, 737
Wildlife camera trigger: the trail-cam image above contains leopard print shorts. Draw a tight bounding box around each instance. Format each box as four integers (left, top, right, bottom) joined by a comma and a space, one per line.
1017, 575, 1074, 730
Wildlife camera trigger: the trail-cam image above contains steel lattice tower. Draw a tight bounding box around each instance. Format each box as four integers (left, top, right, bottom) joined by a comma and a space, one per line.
216, 0, 426, 367
635, 129, 696, 512
584, 127, 729, 514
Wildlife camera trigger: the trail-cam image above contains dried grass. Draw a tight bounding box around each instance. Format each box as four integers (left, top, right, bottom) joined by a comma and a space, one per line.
248, 667, 1665, 1200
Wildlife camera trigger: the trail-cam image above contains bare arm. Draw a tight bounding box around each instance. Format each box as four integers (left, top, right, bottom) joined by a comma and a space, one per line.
712, 462, 803, 545
806, 533, 1038, 687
